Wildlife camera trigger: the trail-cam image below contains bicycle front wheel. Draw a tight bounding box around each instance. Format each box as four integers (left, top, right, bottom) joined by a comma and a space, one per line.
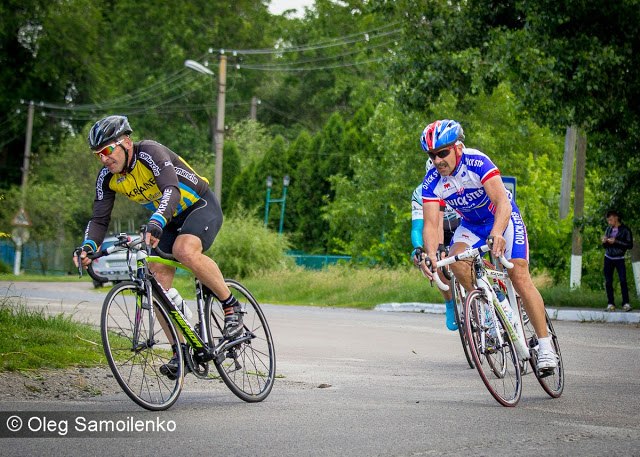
452, 277, 474, 369
464, 290, 522, 407
206, 279, 276, 402
101, 281, 184, 411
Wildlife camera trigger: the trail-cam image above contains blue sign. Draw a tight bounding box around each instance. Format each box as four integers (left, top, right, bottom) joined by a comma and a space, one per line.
502, 176, 517, 203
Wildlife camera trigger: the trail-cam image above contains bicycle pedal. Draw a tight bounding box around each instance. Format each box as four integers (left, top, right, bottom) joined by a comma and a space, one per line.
537, 367, 555, 378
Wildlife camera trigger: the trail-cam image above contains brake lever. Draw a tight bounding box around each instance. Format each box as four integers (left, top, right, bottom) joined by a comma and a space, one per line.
74, 249, 84, 278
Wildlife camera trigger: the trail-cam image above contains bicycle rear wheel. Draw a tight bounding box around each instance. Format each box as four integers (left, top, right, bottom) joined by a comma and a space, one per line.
452, 277, 474, 369
101, 281, 184, 411
206, 279, 276, 402
527, 310, 564, 398
464, 290, 522, 407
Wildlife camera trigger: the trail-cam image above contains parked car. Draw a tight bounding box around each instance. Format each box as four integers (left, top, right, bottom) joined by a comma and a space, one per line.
90, 234, 141, 288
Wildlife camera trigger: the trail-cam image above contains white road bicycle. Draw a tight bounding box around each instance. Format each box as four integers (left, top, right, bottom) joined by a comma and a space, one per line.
432, 244, 564, 407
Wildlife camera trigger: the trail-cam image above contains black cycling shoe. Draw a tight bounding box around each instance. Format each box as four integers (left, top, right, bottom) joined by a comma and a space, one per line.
159, 355, 191, 380
222, 305, 244, 340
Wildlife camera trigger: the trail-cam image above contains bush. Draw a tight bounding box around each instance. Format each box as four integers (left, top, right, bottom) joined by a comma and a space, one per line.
208, 207, 293, 278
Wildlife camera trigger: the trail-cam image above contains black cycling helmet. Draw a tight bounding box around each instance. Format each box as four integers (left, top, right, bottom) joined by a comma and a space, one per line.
88, 115, 132, 150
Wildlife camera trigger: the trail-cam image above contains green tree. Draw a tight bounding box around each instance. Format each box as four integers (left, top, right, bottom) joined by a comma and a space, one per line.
0, 0, 104, 188
282, 129, 314, 246
387, 0, 640, 228
254, 0, 393, 133
221, 140, 241, 213
326, 98, 423, 264
226, 119, 273, 169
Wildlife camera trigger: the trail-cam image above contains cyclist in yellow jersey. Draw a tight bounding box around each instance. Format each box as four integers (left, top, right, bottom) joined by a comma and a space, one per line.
73, 115, 243, 377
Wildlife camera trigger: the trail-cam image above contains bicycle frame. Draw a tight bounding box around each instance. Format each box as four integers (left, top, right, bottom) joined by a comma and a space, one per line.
118, 238, 245, 364
433, 245, 529, 361
475, 258, 529, 361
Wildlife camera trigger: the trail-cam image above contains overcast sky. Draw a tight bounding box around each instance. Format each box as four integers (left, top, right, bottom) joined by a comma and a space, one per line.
268, 0, 315, 16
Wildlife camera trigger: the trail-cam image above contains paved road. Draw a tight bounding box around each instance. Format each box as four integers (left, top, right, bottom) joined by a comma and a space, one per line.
0, 281, 639, 456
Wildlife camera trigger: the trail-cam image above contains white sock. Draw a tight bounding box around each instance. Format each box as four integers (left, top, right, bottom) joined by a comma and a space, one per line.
538, 336, 553, 351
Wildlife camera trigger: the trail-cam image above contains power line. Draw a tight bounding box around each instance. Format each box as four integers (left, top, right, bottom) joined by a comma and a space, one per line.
38, 71, 202, 113
225, 23, 401, 55
19, 26, 401, 121
235, 39, 397, 69
240, 56, 392, 72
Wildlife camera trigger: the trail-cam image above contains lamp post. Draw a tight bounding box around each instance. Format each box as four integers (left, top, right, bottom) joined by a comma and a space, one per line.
264, 175, 290, 234
184, 54, 227, 203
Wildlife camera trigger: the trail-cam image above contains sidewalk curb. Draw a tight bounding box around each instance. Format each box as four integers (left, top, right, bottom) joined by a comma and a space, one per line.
374, 302, 640, 324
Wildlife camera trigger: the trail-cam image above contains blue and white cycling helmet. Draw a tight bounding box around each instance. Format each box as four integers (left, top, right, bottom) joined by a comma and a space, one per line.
420, 119, 464, 152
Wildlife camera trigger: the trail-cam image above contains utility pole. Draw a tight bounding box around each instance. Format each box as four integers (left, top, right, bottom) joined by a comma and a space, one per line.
21, 101, 34, 205
250, 96, 260, 120
559, 126, 576, 220
570, 129, 586, 289
12, 101, 34, 275
214, 52, 227, 203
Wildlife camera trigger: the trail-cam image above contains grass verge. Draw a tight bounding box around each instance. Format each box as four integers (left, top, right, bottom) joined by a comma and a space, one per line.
240, 265, 630, 310
241, 266, 443, 309
0, 296, 106, 372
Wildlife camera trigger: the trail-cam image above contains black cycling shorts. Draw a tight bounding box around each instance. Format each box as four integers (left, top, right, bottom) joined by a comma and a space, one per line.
156, 189, 222, 254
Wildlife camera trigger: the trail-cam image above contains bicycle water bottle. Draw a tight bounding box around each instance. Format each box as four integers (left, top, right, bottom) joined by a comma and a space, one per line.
167, 287, 193, 320
493, 285, 516, 330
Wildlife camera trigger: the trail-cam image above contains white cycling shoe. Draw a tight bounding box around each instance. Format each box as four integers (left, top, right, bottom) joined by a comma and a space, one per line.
536, 349, 558, 374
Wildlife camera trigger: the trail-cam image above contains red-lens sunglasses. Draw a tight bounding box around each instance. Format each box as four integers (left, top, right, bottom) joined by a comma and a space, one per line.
93, 139, 124, 158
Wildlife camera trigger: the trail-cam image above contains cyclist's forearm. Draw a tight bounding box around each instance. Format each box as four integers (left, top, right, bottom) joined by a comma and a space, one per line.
422, 202, 441, 259
489, 203, 511, 239
411, 219, 424, 248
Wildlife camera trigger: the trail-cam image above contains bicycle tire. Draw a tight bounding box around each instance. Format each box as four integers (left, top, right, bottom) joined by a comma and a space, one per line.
452, 277, 474, 369
528, 311, 565, 398
101, 281, 184, 411
206, 279, 276, 402
464, 289, 522, 407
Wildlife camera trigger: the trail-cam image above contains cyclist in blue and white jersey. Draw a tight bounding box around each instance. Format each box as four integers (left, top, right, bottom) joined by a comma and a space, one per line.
411, 160, 461, 330
416, 119, 557, 374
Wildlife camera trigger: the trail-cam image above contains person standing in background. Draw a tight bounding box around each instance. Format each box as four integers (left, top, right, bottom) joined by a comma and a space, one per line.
602, 210, 634, 312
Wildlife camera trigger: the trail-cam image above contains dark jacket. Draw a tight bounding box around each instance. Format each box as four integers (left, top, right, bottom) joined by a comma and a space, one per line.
602, 224, 633, 259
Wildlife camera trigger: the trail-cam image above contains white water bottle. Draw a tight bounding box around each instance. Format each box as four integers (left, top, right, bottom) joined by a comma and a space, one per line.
167, 287, 193, 320
494, 287, 516, 329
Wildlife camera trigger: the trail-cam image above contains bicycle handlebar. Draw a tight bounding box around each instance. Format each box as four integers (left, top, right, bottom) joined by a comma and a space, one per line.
75, 225, 181, 281
75, 234, 145, 279
431, 245, 513, 291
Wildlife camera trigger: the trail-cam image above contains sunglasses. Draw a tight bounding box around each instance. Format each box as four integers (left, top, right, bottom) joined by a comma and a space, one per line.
93, 140, 124, 158
427, 146, 455, 161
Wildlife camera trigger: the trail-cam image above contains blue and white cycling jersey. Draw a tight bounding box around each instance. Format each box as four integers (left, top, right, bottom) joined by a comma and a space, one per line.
421, 147, 529, 261
421, 148, 517, 225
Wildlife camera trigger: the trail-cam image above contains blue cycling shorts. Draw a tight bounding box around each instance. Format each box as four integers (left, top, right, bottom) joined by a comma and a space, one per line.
450, 211, 529, 262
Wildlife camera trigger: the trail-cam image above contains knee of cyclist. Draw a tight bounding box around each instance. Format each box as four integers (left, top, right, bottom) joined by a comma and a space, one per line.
172, 248, 200, 266
450, 263, 466, 277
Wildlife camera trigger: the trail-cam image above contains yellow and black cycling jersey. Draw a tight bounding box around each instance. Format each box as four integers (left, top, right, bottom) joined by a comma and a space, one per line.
83, 140, 209, 250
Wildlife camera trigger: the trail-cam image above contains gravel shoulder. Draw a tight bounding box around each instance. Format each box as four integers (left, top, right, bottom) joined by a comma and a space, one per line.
0, 367, 122, 401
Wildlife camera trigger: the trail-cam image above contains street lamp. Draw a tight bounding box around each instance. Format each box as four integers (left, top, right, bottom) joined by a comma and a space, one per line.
184, 54, 226, 203
264, 175, 290, 234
